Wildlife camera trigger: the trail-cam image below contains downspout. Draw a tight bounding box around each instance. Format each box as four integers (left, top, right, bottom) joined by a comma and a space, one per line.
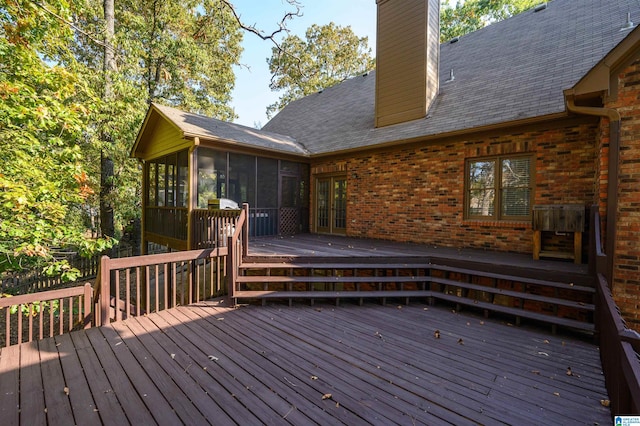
566, 96, 621, 284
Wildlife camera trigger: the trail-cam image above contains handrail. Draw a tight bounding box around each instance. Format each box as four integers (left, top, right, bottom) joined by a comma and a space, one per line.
591, 206, 640, 414
1, 283, 92, 347
226, 203, 248, 301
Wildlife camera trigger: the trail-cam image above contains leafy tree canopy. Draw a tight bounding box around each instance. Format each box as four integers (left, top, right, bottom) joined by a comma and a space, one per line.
0, 0, 248, 279
266, 23, 375, 118
440, 0, 540, 42
0, 0, 113, 279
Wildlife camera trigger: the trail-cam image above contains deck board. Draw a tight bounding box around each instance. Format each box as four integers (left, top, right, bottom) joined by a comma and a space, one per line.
0, 301, 611, 425
0, 344, 20, 426
52, 333, 102, 426
19, 341, 46, 426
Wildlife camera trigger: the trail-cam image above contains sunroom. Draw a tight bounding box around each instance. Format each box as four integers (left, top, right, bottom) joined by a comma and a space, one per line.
132, 103, 309, 252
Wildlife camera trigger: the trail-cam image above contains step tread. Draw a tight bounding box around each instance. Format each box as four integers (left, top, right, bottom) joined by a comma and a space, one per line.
431, 277, 595, 311
239, 262, 594, 293
231, 290, 594, 332
236, 275, 429, 283
434, 293, 595, 332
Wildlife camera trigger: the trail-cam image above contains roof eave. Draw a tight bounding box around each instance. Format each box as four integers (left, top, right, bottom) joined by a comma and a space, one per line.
183, 131, 311, 159
571, 25, 640, 100
309, 112, 571, 159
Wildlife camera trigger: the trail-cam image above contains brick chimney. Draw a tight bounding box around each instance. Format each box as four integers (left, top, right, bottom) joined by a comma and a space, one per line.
375, 0, 440, 128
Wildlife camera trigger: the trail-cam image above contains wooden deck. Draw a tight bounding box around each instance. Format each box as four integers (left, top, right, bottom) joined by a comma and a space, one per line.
249, 234, 590, 276
0, 300, 611, 425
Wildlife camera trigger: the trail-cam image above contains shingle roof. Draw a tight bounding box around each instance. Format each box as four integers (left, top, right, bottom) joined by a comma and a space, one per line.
152, 103, 309, 156
263, 0, 639, 155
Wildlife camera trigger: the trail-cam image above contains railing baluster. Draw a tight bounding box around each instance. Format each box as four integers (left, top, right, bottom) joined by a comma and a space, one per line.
58, 298, 63, 336
163, 263, 169, 310
68, 297, 72, 332
145, 265, 151, 315
125, 269, 131, 320
28, 303, 33, 343
155, 264, 160, 313
135, 267, 140, 317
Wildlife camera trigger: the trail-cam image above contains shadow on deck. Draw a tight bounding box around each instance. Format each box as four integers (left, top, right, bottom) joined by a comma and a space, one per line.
0, 300, 611, 425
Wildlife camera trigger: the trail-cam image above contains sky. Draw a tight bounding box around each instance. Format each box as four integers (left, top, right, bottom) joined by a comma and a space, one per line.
229, 0, 377, 128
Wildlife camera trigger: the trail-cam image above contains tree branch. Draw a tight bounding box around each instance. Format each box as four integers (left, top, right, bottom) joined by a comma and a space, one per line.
219, 0, 303, 82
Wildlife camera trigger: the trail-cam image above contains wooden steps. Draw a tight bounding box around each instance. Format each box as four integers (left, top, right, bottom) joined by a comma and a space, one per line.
233, 258, 595, 334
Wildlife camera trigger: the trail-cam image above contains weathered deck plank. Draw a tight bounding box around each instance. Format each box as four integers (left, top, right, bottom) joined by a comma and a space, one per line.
67, 331, 129, 426
0, 301, 611, 425
19, 341, 46, 426
38, 337, 74, 426
52, 333, 102, 426
0, 344, 20, 425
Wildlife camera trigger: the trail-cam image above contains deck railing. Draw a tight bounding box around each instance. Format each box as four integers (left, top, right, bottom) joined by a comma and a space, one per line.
94, 204, 249, 326
591, 206, 640, 415
0, 283, 92, 347
192, 208, 242, 249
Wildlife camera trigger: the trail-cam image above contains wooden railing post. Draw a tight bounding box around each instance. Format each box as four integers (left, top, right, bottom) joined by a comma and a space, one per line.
242, 203, 249, 257
226, 235, 235, 303
83, 283, 93, 329
100, 255, 111, 326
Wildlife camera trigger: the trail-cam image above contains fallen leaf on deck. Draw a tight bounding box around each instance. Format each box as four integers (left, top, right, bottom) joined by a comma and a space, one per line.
531, 370, 540, 375
537, 352, 549, 356
423, 307, 428, 311
553, 392, 560, 396
479, 321, 484, 325
171, 353, 176, 359
208, 355, 219, 361
375, 331, 384, 340
310, 375, 318, 380
63, 387, 69, 395
322, 393, 332, 400
566, 367, 573, 376
115, 342, 122, 346
457, 338, 464, 345
543, 339, 550, 344
397, 305, 402, 309
217, 318, 224, 321
336, 402, 340, 408
600, 399, 610, 407
434, 330, 440, 339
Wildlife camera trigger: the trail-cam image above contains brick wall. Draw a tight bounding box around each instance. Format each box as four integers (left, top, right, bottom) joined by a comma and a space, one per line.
310, 121, 598, 255
606, 58, 640, 329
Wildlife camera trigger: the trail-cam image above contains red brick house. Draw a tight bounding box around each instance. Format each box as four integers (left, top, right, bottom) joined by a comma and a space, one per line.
134, 0, 640, 326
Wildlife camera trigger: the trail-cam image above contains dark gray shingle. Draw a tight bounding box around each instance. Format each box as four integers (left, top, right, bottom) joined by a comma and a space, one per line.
263, 0, 638, 155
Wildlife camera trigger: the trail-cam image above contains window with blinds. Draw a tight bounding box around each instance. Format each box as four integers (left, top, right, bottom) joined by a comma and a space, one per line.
466, 155, 532, 220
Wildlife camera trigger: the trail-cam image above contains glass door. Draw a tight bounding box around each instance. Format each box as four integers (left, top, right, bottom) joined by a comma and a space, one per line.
316, 176, 347, 235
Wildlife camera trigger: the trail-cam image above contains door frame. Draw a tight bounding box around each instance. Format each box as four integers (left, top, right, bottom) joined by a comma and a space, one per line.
315, 174, 347, 235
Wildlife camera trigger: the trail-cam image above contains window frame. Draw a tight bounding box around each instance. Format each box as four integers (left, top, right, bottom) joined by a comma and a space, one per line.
464, 154, 533, 221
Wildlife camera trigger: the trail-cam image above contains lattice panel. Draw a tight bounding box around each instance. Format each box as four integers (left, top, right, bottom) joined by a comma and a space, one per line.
279, 208, 299, 235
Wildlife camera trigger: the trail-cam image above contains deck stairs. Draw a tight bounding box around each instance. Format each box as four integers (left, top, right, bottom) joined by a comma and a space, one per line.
234, 256, 595, 334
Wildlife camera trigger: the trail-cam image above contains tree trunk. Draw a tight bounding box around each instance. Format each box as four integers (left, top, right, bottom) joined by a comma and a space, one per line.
100, 0, 116, 242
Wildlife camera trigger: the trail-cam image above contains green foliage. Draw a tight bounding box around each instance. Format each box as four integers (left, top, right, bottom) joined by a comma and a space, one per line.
70, 0, 244, 238
9, 299, 60, 317
440, 0, 540, 42
266, 23, 375, 118
0, 0, 114, 277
